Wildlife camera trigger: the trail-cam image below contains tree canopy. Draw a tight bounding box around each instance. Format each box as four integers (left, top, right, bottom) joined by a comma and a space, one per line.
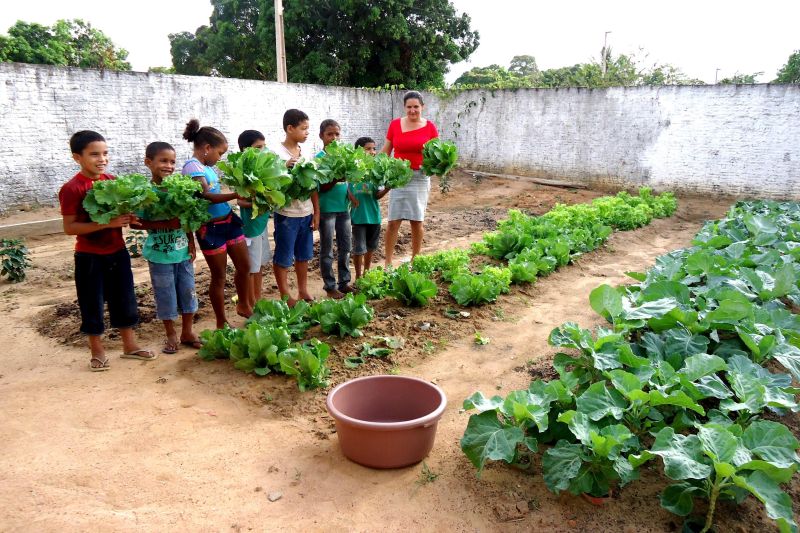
0, 19, 130, 70
774, 50, 800, 84
454, 50, 705, 89
169, 0, 479, 87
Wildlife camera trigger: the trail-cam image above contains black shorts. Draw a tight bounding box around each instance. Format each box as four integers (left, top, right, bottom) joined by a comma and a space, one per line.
195, 212, 245, 256
352, 223, 381, 255
74, 248, 138, 335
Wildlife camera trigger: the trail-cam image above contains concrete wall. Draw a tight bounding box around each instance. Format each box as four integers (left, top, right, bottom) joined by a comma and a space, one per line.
424, 84, 800, 198
0, 63, 398, 211
1, 62, 798, 212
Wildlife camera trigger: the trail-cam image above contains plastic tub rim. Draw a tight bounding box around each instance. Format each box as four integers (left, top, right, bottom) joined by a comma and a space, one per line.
326, 374, 447, 432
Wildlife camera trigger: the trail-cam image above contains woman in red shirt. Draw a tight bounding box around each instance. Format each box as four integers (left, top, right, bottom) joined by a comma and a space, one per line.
381, 91, 439, 267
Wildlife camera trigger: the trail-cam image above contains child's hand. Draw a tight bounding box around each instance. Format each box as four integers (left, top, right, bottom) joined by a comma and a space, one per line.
351, 197, 360, 208
108, 214, 132, 228
189, 242, 197, 262
287, 156, 299, 168
311, 213, 320, 231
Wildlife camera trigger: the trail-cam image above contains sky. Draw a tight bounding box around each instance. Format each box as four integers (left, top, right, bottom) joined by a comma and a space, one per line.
0, 0, 797, 84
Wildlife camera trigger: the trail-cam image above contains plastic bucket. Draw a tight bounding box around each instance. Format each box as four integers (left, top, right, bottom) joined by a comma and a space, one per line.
326, 375, 447, 469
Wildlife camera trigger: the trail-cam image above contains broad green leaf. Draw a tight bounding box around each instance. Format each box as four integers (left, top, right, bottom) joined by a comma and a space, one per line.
463, 392, 504, 412
733, 471, 798, 533
576, 381, 627, 421
590, 284, 623, 321
742, 420, 800, 469
460, 411, 524, 472
542, 441, 584, 493
650, 428, 713, 480
678, 353, 727, 381
660, 481, 701, 516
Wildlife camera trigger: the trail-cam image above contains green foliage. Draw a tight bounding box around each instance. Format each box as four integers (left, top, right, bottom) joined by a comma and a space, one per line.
83, 174, 158, 224
318, 141, 370, 184
278, 339, 331, 391
0, 19, 130, 70
0, 239, 31, 282
421, 139, 459, 193
461, 199, 800, 532
197, 322, 330, 391
217, 148, 292, 217
142, 174, 211, 232
248, 298, 312, 340
309, 293, 375, 337
198, 325, 239, 360
719, 72, 763, 84
449, 266, 511, 306
388, 266, 438, 307
451, 50, 704, 90
168, 0, 479, 87
354, 267, 395, 300
774, 50, 800, 84
632, 422, 799, 533
284, 158, 330, 202
364, 153, 413, 189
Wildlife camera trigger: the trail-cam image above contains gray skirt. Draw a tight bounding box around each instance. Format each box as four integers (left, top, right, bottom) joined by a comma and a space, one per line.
388, 170, 431, 222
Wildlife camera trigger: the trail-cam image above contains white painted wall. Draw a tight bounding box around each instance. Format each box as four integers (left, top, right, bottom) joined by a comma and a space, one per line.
1, 62, 798, 212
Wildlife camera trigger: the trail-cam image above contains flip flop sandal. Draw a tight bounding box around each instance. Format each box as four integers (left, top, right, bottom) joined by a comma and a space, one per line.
180, 339, 204, 350
89, 357, 110, 372
121, 349, 158, 361
162, 341, 178, 354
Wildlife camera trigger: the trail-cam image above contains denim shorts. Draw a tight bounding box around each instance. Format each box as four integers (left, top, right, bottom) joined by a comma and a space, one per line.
148, 260, 199, 320
246, 231, 272, 273
196, 212, 245, 256
74, 248, 138, 335
352, 223, 381, 255
273, 213, 313, 268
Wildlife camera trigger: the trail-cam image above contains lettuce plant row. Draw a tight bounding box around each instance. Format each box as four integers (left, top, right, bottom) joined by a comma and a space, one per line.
198, 294, 375, 391
460, 200, 800, 533
356, 188, 677, 307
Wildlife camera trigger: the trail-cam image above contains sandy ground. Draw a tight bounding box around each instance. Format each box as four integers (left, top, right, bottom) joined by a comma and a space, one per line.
0, 172, 795, 532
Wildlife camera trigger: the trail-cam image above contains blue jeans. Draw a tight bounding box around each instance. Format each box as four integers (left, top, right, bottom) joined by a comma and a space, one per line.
273, 213, 314, 268
148, 260, 199, 320
319, 212, 352, 291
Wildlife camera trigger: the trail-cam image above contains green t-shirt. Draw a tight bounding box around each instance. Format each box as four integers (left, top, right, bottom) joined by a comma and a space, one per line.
143, 228, 191, 264
349, 182, 381, 225
240, 206, 270, 238
319, 182, 350, 214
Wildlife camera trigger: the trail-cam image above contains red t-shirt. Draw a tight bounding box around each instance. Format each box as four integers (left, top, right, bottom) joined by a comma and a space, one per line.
58, 173, 125, 254
386, 118, 439, 170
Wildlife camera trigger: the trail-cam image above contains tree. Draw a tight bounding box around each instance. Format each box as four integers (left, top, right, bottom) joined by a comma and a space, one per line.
453, 64, 522, 86
0, 19, 130, 70
774, 50, 800, 84
509, 55, 538, 77
169, 0, 479, 87
718, 72, 763, 84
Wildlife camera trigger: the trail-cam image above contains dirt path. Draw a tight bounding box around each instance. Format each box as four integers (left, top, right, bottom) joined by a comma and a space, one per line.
3, 177, 784, 532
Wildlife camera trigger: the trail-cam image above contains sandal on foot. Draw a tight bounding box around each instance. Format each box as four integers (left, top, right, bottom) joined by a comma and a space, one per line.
162, 340, 178, 354
89, 357, 110, 372
180, 339, 203, 350
121, 349, 158, 361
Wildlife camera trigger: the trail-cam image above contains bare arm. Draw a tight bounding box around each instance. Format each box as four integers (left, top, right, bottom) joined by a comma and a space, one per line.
193, 176, 238, 204
130, 218, 181, 231
375, 188, 390, 200
380, 139, 393, 155
310, 191, 320, 231
62, 214, 131, 235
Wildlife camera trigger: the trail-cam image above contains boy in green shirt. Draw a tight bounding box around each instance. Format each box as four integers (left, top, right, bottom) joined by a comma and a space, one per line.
236, 130, 272, 308
350, 137, 388, 278
317, 119, 358, 298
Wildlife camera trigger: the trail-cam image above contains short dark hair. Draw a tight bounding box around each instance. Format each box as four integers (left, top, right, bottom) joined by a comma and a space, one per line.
403, 91, 424, 105
145, 141, 175, 160
319, 119, 340, 135
182, 118, 227, 148
70, 130, 105, 154
354, 137, 375, 148
283, 109, 309, 131
237, 130, 266, 151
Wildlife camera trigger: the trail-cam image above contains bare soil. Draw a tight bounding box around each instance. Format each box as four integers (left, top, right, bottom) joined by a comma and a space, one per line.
0, 171, 795, 532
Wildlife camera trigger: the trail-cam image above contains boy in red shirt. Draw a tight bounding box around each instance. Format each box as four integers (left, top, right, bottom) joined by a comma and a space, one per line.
59, 131, 156, 371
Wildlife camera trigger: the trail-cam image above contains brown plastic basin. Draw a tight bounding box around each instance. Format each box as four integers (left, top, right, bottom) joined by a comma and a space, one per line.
326, 375, 447, 469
